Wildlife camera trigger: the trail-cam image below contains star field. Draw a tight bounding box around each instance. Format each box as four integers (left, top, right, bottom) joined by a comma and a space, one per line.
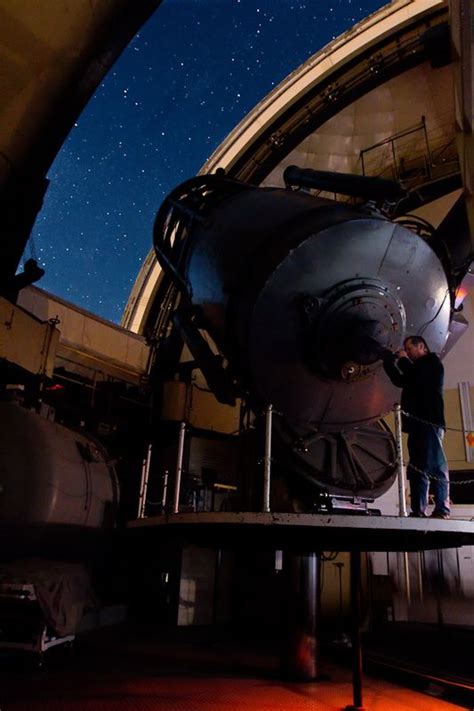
30, 0, 386, 323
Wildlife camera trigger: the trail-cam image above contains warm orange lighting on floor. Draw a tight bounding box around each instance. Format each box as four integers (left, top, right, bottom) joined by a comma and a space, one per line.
0, 661, 463, 710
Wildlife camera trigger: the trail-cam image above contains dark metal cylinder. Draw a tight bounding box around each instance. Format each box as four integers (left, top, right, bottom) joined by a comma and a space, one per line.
282, 552, 321, 680
159, 179, 451, 501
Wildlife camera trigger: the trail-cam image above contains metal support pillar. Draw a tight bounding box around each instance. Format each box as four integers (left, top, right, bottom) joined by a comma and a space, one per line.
282, 552, 321, 680
344, 550, 367, 710
263, 404, 273, 512
162, 470, 169, 512
173, 422, 186, 514
137, 443, 152, 519
394, 404, 407, 517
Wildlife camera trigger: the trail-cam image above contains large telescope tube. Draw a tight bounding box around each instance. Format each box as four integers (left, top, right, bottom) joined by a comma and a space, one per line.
154, 179, 451, 498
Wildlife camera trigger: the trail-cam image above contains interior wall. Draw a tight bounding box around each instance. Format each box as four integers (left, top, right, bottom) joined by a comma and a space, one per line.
444, 291, 474, 388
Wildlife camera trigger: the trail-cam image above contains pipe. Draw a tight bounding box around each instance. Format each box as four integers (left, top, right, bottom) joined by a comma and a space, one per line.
394, 404, 407, 517
173, 422, 186, 514
283, 165, 406, 201
263, 404, 273, 513
162, 470, 169, 512
137, 443, 153, 519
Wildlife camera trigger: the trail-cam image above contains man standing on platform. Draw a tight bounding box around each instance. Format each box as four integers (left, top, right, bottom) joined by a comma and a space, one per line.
383, 336, 450, 519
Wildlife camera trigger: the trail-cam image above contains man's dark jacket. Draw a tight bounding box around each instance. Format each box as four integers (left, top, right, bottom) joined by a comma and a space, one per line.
383, 352, 445, 433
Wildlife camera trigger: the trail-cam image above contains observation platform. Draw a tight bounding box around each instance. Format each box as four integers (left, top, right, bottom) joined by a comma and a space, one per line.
126, 512, 474, 552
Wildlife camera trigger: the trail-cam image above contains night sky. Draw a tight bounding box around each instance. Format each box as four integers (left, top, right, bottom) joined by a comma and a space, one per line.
29, 0, 386, 324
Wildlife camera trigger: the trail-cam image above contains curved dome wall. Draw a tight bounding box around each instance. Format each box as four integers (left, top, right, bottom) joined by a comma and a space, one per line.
123, 0, 455, 334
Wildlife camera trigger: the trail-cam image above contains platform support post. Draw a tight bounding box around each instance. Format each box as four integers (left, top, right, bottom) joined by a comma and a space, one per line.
263, 404, 273, 513
173, 422, 186, 514
394, 403, 407, 517
282, 552, 321, 680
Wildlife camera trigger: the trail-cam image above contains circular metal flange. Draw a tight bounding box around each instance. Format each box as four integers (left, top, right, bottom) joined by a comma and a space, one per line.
309, 277, 405, 381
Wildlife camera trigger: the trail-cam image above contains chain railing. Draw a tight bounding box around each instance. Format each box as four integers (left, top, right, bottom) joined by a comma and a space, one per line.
401, 409, 474, 436
136, 403, 474, 520
399, 408, 474, 485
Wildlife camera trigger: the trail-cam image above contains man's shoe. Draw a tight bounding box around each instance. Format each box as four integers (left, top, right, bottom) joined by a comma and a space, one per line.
409, 512, 426, 517
431, 511, 450, 519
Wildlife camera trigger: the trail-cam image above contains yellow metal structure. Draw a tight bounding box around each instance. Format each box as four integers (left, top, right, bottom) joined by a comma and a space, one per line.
162, 381, 240, 435
0, 296, 59, 377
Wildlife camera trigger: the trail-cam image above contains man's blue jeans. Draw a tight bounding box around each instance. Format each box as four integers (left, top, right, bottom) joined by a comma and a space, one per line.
407, 423, 450, 516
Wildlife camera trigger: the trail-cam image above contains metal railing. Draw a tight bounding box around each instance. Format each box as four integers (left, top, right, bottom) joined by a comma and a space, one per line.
136, 404, 474, 520
360, 118, 459, 191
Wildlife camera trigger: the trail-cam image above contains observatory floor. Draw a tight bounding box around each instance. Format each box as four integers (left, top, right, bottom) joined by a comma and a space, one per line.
0, 624, 466, 711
